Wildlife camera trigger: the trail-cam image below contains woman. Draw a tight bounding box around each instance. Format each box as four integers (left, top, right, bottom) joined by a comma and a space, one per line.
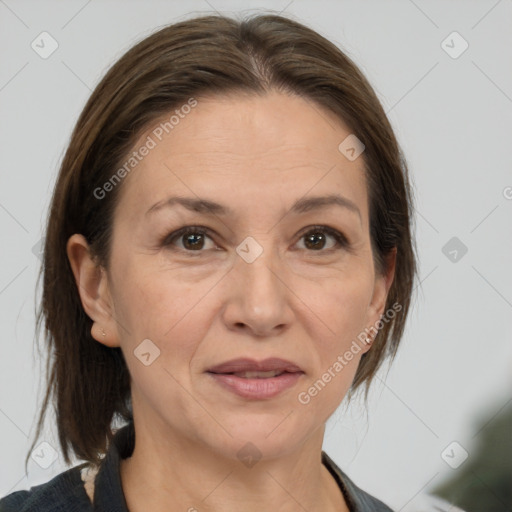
0, 13, 418, 512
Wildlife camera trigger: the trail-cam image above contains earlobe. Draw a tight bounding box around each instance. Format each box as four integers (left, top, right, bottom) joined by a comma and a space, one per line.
66, 234, 119, 347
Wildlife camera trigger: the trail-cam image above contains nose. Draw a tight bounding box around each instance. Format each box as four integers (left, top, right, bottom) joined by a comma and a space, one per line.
221, 238, 294, 338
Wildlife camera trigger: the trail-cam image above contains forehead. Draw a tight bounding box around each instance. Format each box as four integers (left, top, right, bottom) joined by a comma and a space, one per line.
113, 91, 368, 224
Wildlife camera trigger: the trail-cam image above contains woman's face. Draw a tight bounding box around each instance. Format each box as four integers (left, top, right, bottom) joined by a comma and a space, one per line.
73, 91, 394, 460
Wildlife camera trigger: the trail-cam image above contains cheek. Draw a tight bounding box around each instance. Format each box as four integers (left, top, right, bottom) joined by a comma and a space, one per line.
110, 259, 185, 331
110, 261, 217, 366
298, 267, 373, 347
296, 272, 373, 407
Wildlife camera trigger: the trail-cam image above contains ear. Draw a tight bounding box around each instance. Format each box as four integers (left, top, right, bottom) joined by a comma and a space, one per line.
66, 233, 120, 347
362, 247, 397, 353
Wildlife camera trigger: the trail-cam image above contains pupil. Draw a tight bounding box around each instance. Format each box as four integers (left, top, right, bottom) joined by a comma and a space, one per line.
305, 232, 325, 250
184, 233, 203, 250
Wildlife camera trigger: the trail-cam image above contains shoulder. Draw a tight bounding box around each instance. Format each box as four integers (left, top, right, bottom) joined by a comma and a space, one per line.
345, 482, 395, 512
0, 463, 92, 512
321, 451, 467, 512
322, 451, 394, 511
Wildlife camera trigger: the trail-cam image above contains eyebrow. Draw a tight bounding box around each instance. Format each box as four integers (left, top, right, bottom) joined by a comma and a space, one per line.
145, 194, 362, 222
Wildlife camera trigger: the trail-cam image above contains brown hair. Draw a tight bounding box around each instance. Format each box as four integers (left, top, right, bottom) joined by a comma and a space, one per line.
28, 12, 418, 469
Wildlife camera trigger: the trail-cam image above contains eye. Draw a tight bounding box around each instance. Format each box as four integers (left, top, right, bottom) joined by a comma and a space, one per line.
295, 225, 349, 252
163, 225, 349, 255
163, 226, 217, 253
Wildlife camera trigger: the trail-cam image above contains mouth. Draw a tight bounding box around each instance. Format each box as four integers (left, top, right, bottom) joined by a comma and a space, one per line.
206, 358, 304, 399
218, 369, 288, 379
207, 357, 303, 375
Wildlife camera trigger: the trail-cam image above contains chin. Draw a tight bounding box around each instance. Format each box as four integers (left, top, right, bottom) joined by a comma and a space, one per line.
207, 411, 318, 463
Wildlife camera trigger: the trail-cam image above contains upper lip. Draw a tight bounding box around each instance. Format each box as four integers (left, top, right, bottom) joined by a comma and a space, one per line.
207, 358, 303, 374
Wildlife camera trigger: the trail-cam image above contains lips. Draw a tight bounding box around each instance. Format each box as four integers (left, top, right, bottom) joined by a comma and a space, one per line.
207, 357, 303, 375
206, 358, 304, 399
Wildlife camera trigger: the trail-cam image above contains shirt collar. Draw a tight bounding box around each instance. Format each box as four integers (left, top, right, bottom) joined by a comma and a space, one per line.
92, 421, 134, 511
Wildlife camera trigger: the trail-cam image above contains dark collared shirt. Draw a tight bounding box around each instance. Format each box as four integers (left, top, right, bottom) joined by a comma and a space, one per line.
0, 421, 393, 511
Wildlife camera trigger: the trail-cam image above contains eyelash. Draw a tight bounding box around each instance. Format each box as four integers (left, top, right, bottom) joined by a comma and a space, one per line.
162, 225, 350, 255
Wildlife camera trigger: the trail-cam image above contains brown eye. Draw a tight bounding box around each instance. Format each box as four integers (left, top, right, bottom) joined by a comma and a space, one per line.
297, 226, 348, 252
182, 232, 207, 250
303, 231, 330, 250
164, 227, 216, 252
163, 224, 349, 256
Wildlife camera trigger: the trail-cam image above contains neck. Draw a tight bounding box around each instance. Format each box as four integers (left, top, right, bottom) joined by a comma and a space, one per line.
119, 416, 348, 512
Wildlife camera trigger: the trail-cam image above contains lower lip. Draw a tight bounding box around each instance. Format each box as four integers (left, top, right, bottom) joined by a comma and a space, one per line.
207, 372, 304, 399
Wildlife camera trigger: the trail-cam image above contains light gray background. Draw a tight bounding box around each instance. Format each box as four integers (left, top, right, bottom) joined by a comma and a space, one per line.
1, 0, 511, 509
